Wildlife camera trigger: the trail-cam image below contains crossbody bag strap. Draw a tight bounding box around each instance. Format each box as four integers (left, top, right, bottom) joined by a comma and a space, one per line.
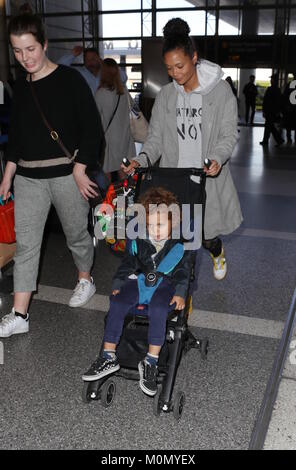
104, 94, 120, 133
29, 74, 75, 162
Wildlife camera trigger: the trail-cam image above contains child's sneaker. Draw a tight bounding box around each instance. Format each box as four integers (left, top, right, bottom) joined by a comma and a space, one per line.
82, 355, 120, 382
69, 277, 96, 307
0, 309, 29, 338
210, 246, 227, 280
138, 359, 158, 396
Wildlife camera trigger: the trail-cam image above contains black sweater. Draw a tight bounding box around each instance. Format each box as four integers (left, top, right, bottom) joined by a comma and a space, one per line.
6, 65, 103, 179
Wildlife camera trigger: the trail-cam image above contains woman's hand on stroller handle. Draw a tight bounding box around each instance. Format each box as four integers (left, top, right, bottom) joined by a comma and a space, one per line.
121, 158, 140, 176
203, 158, 221, 177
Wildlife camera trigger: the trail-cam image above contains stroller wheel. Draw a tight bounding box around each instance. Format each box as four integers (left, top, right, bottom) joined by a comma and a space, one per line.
153, 386, 163, 417
101, 379, 116, 408
173, 391, 186, 421
82, 380, 99, 403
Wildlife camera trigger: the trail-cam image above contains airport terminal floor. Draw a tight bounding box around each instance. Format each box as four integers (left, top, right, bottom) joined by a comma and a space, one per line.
0, 125, 296, 450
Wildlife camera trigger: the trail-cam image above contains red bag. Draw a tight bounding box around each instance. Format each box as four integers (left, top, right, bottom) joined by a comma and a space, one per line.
0, 197, 16, 244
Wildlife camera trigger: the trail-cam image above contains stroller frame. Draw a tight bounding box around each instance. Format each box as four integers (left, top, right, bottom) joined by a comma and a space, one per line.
82, 167, 209, 420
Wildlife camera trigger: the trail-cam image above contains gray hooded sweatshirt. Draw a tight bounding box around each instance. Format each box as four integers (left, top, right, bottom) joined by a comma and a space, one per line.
135, 59, 243, 240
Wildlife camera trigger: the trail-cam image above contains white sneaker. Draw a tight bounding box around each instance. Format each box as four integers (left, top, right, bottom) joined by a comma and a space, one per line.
210, 247, 227, 280
69, 277, 96, 307
0, 309, 29, 338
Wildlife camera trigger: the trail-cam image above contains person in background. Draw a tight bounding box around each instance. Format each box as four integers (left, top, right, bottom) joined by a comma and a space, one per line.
282, 73, 296, 144
225, 76, 237, 98
0, 12, 102, 338
58, 45, 128, 97
59, 47, 127, 192
122, 18, 243, 282
243, 75, 258, 126
225, 76, 240, 132
95, 58, 136, 182
260, 74, 284, 147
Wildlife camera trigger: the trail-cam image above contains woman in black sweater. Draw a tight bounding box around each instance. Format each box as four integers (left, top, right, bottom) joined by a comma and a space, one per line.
0, 13, 103, 338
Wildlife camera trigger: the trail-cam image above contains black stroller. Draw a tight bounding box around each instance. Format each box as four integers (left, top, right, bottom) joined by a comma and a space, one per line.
82, 166, 209, 420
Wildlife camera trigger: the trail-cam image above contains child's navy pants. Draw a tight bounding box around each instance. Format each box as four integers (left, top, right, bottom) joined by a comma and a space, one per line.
104, 278, 176, 347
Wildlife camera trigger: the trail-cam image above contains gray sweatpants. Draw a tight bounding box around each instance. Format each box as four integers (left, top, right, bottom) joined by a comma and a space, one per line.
13, 174, 94, 292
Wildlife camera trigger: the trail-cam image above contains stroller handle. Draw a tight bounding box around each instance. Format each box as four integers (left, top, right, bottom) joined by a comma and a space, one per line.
135, 166, 206, 177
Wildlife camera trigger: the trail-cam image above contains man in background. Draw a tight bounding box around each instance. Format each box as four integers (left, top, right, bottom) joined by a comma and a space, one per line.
59, 45, 127, 96
260, 74, 284, 147
243, 74, 258, 125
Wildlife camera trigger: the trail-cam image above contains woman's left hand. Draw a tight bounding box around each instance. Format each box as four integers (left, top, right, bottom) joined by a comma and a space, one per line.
204, 159, 221, 177
73, 163, 99, 201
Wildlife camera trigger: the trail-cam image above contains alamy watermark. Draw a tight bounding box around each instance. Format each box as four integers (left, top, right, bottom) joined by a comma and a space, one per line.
94, 197, 203, 251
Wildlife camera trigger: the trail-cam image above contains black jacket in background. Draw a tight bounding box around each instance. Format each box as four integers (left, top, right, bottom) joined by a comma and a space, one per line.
263, 85, 282, 122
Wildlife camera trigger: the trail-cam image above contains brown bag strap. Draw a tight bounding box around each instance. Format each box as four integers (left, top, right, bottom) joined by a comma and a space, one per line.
29, 74, 75, 162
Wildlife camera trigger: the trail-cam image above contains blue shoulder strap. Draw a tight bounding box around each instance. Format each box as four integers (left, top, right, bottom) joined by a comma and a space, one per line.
157, 243, 184, 275
137, 242, 184, 305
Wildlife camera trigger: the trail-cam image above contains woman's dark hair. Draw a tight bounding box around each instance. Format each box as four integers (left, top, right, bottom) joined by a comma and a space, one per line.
162, 18, 196, 59
8, 13, 46, 47
99, 58, 124, 95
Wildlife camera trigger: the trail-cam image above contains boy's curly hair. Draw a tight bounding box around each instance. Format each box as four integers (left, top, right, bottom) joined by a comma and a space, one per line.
138, 187, 180, 219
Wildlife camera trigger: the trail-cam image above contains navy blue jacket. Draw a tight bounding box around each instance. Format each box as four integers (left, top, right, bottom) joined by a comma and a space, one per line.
112, 238, 193, 299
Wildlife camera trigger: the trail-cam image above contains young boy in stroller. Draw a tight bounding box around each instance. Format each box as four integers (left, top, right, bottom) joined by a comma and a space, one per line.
82, 186, 193, 397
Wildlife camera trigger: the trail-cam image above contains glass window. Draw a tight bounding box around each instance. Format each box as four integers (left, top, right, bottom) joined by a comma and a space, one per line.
100, 13, 142, 37
222, 67, 239, 93
258, 9, 275, 35
289, 9, 296, 34
142, 12, 153, 36
124, 65, 142, 92
219, 0, 242, 5
157, 0, 205, 7
101, 0, 141, 10
48, 41, 84, 64
100, 40, 142, 64
142, 0, 153, 8
44, 0, 85, 13
206, 11, 216, 36
219, 10, 240, 35
157, 10, 206, 36
45, 16, 83, 39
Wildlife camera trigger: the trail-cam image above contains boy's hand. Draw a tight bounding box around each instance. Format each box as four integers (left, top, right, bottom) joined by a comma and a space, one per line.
170, 295, 185, 310
112, 290, 120, 296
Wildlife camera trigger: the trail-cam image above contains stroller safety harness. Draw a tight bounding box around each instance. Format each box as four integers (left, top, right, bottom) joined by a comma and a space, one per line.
131, 240, 185, 304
